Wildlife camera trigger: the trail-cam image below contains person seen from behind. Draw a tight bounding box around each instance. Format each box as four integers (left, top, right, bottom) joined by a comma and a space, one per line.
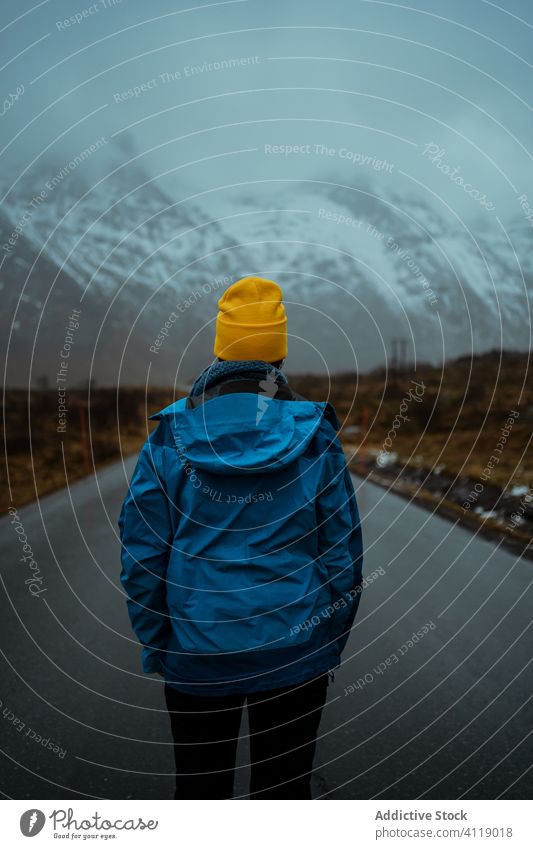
119, 276, 364, 799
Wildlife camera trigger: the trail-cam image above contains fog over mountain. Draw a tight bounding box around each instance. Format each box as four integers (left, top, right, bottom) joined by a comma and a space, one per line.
2, 0, 532, 386
1, 142, 531, 386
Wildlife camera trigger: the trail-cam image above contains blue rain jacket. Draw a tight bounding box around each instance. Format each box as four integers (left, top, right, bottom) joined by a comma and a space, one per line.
119, 377, 363, 695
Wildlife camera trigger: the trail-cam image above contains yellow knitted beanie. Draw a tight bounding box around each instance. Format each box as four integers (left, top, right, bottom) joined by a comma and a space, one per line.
213, 276, 288, 362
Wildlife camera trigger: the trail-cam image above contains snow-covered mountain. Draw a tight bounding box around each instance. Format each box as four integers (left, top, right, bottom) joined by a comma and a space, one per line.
1, 158, 531, 385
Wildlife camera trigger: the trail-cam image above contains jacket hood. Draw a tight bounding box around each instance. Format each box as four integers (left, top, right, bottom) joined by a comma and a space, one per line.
151, 393, 337, 475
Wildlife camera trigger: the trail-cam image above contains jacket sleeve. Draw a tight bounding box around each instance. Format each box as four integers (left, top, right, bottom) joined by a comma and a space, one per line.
315, 441, 364, 655
118, 429, 173, 674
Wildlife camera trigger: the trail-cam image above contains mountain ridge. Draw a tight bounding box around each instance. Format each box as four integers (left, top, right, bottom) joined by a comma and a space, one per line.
1, 162, 531, 385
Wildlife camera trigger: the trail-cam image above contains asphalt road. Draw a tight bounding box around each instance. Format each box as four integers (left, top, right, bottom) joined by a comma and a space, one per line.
0, 459, 531, 800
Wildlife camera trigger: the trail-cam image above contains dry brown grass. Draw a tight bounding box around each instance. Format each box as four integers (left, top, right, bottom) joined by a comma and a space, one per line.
2, 387, 178, 510
2, 350, 531, 511
290, 350, 533, 489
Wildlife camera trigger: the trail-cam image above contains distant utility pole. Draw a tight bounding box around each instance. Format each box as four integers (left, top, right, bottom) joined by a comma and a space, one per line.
391, 338, 408, 371
400, 338, 407, 371
36, 375, 50, 390
78, 405, 91, 476
359, 405, 369, 476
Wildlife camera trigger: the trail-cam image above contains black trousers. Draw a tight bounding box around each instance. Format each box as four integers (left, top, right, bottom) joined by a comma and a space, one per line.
164, 674, 328, 800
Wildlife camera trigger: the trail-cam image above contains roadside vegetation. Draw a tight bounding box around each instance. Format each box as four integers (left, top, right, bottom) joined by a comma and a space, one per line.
2, 351, 532, 554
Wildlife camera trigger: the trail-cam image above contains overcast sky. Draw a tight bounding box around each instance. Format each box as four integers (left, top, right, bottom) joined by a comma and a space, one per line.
2, 0, 533, 222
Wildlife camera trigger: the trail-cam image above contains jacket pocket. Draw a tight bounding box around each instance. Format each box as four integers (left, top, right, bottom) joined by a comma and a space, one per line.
167, 560, 332, 655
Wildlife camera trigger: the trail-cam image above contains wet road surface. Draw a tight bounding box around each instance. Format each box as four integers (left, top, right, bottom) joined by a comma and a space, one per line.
1, 460, 531, 799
